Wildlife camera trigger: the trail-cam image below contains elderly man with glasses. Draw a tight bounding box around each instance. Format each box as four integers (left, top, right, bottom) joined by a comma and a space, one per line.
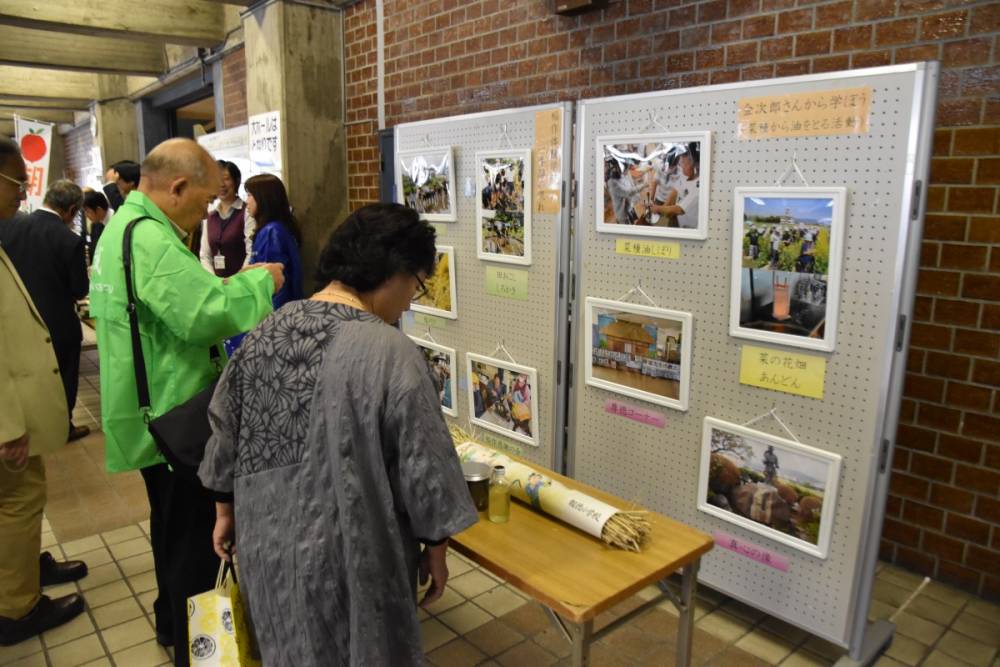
0, 137, 89, 647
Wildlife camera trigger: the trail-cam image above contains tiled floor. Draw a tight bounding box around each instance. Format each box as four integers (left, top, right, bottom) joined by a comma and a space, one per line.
6, 347, 998, 666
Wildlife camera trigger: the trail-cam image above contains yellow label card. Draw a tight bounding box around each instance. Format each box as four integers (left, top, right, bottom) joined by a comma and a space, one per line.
615, 239, 681, 259
413, 313, 446, 329
737, 86, 872, 140
739, 345, 827, 400
485, 266, 529, 301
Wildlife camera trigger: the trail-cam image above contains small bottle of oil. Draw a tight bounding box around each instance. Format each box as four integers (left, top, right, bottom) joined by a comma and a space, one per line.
488, 465, 511, 524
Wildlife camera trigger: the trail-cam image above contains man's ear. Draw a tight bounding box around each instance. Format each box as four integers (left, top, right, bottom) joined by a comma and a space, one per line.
170, 176, 189, 198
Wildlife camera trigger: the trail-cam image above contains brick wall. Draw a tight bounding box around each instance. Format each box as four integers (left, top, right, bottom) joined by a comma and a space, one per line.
345, 2, 381, 210
222, 47, 248, 130
343, 0, 1000, 598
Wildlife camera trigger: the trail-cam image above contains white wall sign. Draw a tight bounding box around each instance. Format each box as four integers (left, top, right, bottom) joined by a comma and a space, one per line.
248, 111, 282, 181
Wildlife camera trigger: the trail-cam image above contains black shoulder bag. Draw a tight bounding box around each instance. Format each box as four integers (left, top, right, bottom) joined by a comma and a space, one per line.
123, 216, 220, 484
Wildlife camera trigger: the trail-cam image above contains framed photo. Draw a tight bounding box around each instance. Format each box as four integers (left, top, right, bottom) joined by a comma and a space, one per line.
410, 245, 457, 320
396, 147, 457, 222
595, 132, 711, 241
584, 297, 692, 412
466, 353, 539, 447
408, 336, 458, 417
697, 417, 842, 559
729, 187, 847, 352
476, 150, 532, 265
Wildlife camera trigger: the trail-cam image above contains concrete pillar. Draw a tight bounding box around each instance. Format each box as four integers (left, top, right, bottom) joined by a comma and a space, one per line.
243, 1, 348, 295
92, 74, 139, 168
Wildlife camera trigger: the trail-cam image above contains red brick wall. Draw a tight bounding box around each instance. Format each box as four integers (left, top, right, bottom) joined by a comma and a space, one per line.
343, 0, 1000, 598
345, 2, 381, 210
222, 47, 248, 130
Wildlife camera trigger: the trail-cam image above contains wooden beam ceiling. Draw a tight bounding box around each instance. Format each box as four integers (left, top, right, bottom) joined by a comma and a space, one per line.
0, 66, 98, 102
0, 97, 90, 111
0, 26, 166, 75
0, 120, 13, 136
0, 107, 77, 124
0, 0, 225, 48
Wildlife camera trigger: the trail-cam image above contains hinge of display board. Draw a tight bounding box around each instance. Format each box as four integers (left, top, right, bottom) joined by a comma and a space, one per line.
567, 361, 573, 388
556, 360, 562, 386
558, 272, 564, 299
894, 314, 907, 352
910, 180, 922, 220
561, 180, 567, 204
879, 438, 891, 474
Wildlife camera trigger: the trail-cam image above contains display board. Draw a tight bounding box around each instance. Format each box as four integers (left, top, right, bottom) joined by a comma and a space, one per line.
394, 103, 573, 470
568, 63, 937, 652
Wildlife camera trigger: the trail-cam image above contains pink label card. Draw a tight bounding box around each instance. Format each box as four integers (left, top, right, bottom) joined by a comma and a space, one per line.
713, 531, 789, 572
603, 399, 666, 428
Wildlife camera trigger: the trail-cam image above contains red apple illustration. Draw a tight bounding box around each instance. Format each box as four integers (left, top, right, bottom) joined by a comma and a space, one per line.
20, 129, 47, 162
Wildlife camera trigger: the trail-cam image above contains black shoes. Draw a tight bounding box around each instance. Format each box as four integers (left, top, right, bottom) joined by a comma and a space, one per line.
0, 594, 85, 646
40, 551, 88, 587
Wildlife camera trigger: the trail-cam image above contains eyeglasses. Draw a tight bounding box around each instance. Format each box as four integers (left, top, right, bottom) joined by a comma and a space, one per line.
0, 172, 28, 196
413, 273, 429, 300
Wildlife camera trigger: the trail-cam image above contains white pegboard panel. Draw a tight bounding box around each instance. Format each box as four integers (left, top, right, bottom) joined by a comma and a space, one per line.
568, 65, 936, 647
395, 103, 573, 470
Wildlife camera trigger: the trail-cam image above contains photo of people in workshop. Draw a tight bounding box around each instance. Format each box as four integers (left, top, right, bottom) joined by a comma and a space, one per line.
586, 298, 691, 411
398, 147, 456, 221
596, 133, 710, 239
731, 189, 845, 352
699, 419, 841, 558
467, 354, 538, 446
409, 337, 457, 417
477, 150, 532, 265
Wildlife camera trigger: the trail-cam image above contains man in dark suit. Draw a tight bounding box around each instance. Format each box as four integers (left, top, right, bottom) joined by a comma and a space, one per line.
0, 180, 90, 441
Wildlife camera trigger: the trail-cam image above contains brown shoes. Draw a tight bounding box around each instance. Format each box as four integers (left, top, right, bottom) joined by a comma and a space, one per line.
40, 551, 88, 587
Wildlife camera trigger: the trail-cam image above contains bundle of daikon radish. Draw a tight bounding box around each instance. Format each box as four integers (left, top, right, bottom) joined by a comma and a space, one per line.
450, 426, 651, 552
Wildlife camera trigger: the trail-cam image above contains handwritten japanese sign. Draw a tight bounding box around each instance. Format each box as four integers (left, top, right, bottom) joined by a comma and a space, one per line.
563, 490, 617, 534
713, 530, 790, 572
603, 399, 666, 428
615, 239, 681, 260
533, 108, 561, 214
412, 312, 446, 329
485, 266, 529, 301
248, 111, 282, 178
739, 345, 827, 399
737, 86, 872, 140
478, 432, 524, 457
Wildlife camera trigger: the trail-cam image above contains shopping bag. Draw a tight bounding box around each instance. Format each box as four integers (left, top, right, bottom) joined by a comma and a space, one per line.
187, 561, 262, 666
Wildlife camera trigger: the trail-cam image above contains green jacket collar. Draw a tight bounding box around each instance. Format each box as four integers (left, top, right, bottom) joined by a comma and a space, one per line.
122, 191, 188, 240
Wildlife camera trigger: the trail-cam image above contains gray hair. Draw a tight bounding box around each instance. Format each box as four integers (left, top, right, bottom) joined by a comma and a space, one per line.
141, 139, 211, 186
43, 179, 84, 213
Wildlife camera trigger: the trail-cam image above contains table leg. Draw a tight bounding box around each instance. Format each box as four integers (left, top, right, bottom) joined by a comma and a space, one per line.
676, 558, 701, 667
569, 618, 593, 667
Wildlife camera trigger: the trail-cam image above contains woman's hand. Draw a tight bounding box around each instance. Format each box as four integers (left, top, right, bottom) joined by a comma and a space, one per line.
418, 542, 449, 608
213, 502, 236, 561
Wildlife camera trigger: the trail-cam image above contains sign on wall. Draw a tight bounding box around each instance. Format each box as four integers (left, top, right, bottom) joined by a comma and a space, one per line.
14, 116, 54, 213
248, 111, 282, 182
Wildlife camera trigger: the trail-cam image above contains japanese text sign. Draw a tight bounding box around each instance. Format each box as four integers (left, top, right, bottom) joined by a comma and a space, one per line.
739, 345, 827, 399
485, 266, 529, 301
615, 239, 681, 260
248, 111, 282, 178
713, 531, 789, 572
14, 116, 53, 213
533, 108, 561, 215
737, 86, 872, 140
603, 399, 666, 428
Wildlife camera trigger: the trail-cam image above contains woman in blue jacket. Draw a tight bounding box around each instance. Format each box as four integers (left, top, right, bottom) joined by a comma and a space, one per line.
225, 174, 303, 355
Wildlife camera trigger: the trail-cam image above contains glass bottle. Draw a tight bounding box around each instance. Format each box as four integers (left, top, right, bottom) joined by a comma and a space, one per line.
488, 465, 511, 524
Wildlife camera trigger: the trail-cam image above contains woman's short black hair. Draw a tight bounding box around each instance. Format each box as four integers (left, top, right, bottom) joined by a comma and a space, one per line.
315, 203, 437, 293
83, 189, 109, 212
217, 160, 242, 189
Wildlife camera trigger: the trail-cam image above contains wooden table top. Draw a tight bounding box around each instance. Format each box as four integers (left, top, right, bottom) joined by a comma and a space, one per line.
450, 457, 714, 624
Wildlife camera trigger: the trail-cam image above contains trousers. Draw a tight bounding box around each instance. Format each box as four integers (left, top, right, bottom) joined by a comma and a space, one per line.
53, 338, 81, 428
140, 463, 218, 667
0, 456, 45, 619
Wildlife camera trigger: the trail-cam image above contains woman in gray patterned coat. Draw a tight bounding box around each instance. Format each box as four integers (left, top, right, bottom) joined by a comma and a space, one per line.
199, 203, 478, 666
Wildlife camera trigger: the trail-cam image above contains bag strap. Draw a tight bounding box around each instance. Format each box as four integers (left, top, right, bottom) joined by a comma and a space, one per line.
122, 216, 223, 419
122, 216, 154, 419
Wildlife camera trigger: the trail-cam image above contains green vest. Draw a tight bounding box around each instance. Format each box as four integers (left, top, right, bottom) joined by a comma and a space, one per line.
89, 191, 274, 472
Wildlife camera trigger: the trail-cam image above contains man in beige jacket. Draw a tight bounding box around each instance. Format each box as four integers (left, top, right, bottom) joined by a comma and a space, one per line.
0, 138, 88, 646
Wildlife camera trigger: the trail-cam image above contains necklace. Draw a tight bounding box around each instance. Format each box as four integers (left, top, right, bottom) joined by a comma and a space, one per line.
314, 286, 368, 311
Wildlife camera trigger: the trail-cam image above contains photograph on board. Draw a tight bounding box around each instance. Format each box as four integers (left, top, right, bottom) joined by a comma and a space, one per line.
697, 417, 842, 559
729, 187, 846, 352
408, 336, 458, 417
595, 132, 711, 240
584, 297, 692, 412
477, 150, 532, 265
396, 147, 457, 222
410, 245, 457, 320
467, 353, 539, 447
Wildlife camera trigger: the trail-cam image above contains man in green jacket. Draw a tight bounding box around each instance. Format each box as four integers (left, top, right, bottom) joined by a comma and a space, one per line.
90, 138, 283, 664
